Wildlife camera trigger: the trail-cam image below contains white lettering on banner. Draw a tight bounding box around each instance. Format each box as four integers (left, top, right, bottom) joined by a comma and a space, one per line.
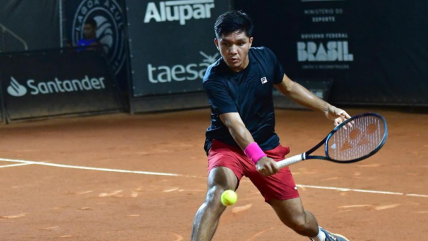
148, 63, 206, 83
297, 41, 353, 62
144, 0, 215, 25
7, 76, 106, 97
312, 16, 335, 22
301, 33, 349, 40
148, 51, 218, 83
304, 9, 334, 15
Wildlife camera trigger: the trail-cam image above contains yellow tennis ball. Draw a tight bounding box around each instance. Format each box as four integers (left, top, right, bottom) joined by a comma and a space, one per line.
221, 190, 237, 206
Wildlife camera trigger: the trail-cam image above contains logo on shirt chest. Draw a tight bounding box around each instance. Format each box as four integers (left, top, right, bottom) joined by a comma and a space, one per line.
261, 77, 268, 84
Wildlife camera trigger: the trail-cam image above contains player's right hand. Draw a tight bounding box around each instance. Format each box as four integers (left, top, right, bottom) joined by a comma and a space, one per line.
256, 157, 278, 177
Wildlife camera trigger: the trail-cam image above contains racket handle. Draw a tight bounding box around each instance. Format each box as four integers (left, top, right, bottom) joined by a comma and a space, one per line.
276, 153, 306, 169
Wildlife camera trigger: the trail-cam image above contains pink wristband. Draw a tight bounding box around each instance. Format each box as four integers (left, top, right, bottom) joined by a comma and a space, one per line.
244, 142, 267, 164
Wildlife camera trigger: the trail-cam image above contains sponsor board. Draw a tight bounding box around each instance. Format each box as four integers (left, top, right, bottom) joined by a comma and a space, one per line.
126, 0, 231, 97
0, 50, 125, 121
234, 0, 428, 105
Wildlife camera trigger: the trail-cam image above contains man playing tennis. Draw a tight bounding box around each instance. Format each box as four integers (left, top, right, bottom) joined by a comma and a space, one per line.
191, 11, 351, 241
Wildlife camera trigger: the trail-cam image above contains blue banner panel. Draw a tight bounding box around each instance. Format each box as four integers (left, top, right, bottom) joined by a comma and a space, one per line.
0, 49, 125, 121
235, 0, 428, 106
126, 0, 232, 97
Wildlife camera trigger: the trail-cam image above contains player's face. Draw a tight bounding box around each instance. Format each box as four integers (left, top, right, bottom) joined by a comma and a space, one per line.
215, 30, 253, 72
83, 24, 96, 39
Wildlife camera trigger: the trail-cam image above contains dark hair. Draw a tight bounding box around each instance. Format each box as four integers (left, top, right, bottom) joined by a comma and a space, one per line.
214, 10, 253, 38
85, 18, 97, 28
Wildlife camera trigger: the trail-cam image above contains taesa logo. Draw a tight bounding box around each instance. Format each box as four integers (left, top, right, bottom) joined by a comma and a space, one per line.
7, 77, 27, 97
147, 51, 219, 83
72, 0, 125, 74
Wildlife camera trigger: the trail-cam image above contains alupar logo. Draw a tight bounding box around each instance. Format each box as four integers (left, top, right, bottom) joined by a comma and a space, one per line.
7, 76, 106, 97
144, 0, 215, 25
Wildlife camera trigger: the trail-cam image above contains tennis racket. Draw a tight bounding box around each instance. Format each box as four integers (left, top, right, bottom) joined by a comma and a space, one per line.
276, 113, 388, 169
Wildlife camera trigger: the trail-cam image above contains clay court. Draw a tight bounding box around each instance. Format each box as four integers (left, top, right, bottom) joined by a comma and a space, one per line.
0, 108, 427, 241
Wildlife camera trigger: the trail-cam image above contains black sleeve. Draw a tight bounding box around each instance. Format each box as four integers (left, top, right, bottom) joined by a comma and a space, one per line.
265, 47, 285, 84
203, 80, 237, 115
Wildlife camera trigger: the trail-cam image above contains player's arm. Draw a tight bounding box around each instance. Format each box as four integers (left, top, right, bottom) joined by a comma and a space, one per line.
219, 112, 278, 176
273, 74, 351, 126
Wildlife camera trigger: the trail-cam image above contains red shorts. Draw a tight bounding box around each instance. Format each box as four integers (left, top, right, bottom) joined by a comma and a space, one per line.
208, 140, 299, 202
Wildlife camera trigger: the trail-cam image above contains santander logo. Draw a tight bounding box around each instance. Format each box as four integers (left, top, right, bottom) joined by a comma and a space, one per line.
7, 77, 27, 97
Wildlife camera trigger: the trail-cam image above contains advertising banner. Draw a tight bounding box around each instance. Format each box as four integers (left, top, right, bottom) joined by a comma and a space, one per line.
0, 0, 60, 52
0, 49, 125, 121
126, 0, 232, 97
235, 0, 428, 106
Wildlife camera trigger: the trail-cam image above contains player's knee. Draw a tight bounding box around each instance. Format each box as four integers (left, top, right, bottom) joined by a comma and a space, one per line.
205, 186, 226, 209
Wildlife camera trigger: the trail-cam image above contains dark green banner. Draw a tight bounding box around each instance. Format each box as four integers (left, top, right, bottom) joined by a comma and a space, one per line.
0, 49, 125, 121
0, 0, 60, 52
235, 0, 428, 106
126, 0, 232, 97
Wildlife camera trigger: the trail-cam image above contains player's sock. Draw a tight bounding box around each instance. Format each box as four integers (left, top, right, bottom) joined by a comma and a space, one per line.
310, 227, 326, 241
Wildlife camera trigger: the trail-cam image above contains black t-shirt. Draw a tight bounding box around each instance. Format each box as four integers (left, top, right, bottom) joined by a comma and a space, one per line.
203, 47, 285, 154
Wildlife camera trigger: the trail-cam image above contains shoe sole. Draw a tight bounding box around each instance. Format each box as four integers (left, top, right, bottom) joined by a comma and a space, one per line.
329, 232, 349, 241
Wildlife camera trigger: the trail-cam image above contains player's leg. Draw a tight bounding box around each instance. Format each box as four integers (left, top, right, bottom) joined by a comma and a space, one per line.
270, 197, 318, 236
191, 166, 238, 241
270, 198, 349, 241
254, 144, 349, 241
192, 140, 245, 240
248, 169, 319, 236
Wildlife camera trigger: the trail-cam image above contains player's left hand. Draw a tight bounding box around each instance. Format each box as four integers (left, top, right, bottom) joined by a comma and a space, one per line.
325, 105, 352, 128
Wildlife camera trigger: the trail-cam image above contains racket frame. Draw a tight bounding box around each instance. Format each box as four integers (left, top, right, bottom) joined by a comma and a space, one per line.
276, 112, 388, 168
323, 112, 388, 163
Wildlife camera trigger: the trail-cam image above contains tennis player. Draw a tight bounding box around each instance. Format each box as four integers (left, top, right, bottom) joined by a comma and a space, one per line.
191, 11, 351, 241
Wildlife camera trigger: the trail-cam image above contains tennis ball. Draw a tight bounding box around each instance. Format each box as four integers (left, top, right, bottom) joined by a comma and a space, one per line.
221, 190, 238, 206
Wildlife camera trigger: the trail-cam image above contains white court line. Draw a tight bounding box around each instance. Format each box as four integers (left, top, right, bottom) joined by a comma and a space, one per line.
1, 158, 427, 198
0, 163, 33, 168
0, 158, 198, 178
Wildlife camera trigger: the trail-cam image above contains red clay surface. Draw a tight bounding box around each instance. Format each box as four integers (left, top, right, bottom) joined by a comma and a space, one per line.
0, 108, 427, 241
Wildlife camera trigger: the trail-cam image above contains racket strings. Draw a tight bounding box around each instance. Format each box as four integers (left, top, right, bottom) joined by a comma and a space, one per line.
328, 116, 385, 161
